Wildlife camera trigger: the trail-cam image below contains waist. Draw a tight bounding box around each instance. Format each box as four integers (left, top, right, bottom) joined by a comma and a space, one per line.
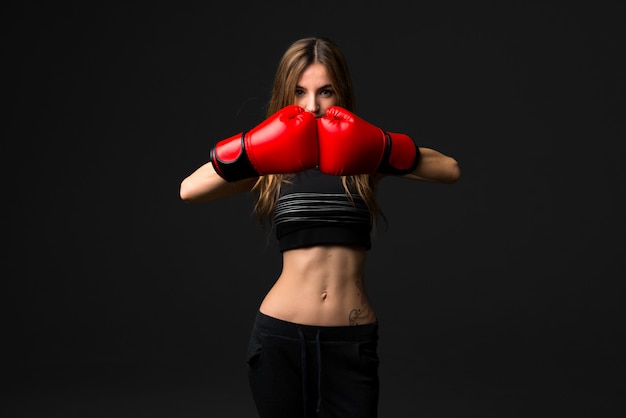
253, 311, 379, 342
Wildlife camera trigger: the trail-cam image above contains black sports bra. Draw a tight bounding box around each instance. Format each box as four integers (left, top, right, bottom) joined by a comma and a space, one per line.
274, 168, 372, 252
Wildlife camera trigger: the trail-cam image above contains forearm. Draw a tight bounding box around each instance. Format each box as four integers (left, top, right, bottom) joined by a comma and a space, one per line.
403, 147, 461, 184
179, 161, 257, 203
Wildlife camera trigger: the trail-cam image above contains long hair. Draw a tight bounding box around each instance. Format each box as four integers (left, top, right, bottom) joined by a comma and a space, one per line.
252, 37, 384, 230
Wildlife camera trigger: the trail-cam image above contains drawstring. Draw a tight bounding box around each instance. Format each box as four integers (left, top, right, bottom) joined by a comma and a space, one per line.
297, 328, 308, 417
315, 329, 322, 414
297, 327, 323, 417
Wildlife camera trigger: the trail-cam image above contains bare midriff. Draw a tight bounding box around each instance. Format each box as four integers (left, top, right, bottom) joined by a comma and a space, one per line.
259, 244, 377, 326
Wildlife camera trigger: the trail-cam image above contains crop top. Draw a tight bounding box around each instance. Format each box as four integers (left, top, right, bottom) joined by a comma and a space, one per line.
274, 168, 373, 252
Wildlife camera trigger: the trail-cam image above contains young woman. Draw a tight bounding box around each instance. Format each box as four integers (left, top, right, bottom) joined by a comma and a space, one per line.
180, 36, 460, 418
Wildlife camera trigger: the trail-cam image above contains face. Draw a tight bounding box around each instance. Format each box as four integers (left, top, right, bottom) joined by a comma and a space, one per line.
294, 62, 337, 117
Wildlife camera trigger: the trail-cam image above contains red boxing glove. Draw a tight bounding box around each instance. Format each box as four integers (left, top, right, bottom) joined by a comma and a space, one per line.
210, 105, 318, 181
317, 106, 420, 176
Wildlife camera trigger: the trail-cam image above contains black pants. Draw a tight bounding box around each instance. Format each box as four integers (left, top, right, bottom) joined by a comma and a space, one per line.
247, 311, 380, 418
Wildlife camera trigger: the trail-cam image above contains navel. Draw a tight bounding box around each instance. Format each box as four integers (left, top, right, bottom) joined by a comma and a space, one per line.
321, 290, 328, 300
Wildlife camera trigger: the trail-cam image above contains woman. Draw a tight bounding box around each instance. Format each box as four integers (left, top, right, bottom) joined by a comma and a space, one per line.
180, 36, 460, 418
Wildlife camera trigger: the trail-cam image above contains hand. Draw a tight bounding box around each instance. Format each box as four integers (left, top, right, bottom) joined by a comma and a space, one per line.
317, 106, 419, 176
210, 105, 318, 181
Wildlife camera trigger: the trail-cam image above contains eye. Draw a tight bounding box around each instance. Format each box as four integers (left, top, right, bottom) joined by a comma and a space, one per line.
320, 89, 334, 97
295, 89, 305, 97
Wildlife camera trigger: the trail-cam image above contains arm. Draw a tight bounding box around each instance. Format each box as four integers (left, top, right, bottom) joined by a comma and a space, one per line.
401, 147, 461, 184
179, 161, 258, 204
180, 105, 318, 204
317, 106, 460, 183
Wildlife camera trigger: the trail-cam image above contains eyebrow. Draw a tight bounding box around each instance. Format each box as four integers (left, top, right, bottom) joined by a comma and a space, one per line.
295, 84, 333, 91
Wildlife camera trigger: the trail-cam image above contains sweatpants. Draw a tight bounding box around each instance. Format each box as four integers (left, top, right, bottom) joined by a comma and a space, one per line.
247, 311, 380, 418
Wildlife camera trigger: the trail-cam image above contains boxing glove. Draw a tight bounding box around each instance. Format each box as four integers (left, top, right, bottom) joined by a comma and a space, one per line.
317, 106, 420, 176
210, 105, 318, 181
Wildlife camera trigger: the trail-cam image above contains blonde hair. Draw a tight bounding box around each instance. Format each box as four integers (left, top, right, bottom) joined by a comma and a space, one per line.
252, 37, 384, 229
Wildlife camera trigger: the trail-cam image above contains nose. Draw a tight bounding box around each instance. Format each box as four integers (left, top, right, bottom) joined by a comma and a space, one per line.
304, 96, 319, 114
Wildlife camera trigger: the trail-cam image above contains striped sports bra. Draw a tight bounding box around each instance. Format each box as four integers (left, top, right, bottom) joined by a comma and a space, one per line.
274, 168, 373, 252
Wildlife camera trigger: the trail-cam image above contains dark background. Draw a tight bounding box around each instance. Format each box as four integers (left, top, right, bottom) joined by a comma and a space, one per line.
3, 1, 625, 417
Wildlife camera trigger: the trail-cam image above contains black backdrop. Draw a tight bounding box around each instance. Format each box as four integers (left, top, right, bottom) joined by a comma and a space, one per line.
4, 1, 625, 417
